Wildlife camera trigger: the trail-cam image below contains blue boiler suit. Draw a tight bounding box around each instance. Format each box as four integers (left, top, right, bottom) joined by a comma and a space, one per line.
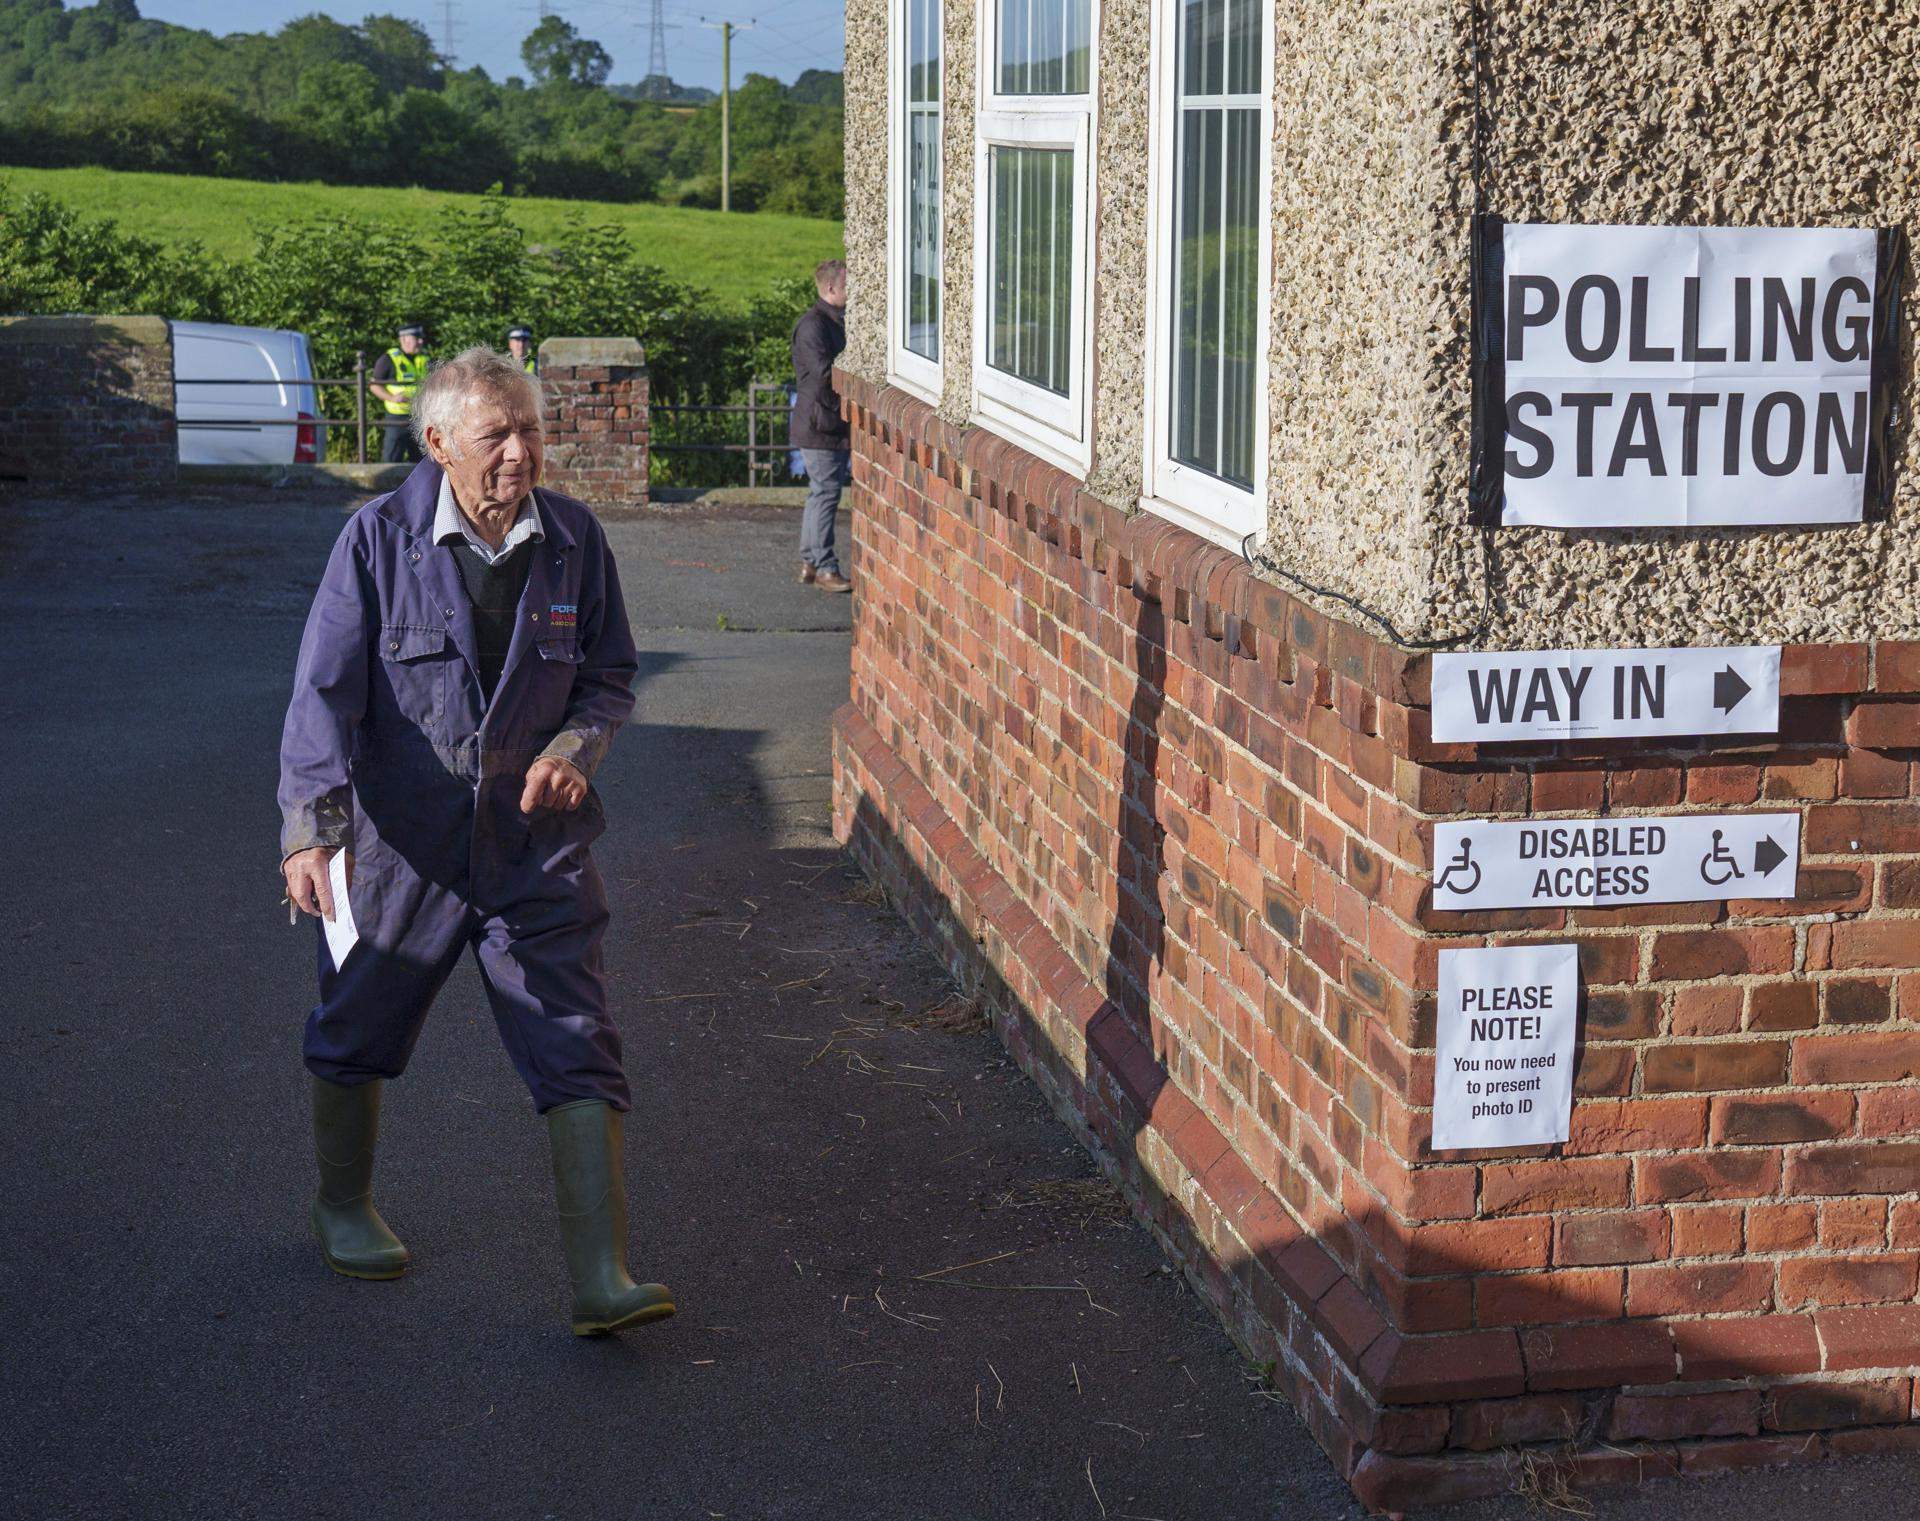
278, 461, 639, 1113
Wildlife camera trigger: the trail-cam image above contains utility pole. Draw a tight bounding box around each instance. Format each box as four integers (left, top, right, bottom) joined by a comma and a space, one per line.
700, 18, 755, 212
438, 0, 459, 64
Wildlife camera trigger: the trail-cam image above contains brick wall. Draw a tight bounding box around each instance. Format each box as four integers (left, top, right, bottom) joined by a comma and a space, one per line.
831, 368, 1920, 1509
537, 337, 648, 508
0, 316, 176, 488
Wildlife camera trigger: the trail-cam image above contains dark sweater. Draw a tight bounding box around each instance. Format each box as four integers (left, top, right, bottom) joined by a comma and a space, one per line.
789, 298, 849, 451
449, 539, 534, 701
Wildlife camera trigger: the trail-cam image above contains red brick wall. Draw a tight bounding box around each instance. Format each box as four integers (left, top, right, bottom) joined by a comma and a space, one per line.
0, 316, 176, 488
537, 337, 648, 508
831, 368, 1920, 1508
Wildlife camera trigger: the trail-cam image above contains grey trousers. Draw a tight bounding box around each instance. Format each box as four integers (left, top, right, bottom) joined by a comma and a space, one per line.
799, 448, 850, 575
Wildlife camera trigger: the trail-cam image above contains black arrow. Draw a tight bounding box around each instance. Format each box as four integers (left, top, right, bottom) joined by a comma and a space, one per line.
1714, 666, 1752, 714
1754, 836, 1788, 876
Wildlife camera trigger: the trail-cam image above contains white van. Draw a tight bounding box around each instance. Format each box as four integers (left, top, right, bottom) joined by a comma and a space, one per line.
174, 322, 321, 465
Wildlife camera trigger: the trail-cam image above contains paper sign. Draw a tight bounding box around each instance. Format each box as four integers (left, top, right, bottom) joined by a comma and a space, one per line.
1433, 944, 1578, 1151
1432, 812, 1800, 911
1485, 222, 1885, 527
1431, 645, 1780, 742
324, 849, 360, 971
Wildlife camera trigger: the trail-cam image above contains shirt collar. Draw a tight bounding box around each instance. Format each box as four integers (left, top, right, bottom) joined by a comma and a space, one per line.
433, 473, 544, 565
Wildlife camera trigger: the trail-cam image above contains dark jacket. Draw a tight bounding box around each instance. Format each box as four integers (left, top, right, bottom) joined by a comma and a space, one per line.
789, 298, 849, 451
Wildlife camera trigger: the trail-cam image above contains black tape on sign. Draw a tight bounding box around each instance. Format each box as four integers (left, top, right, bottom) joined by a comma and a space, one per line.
1467, 212, 1506, 526
1864, 225, 1908, 520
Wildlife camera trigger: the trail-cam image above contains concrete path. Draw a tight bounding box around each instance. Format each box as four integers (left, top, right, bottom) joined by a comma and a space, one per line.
2, 488, 1911, 1519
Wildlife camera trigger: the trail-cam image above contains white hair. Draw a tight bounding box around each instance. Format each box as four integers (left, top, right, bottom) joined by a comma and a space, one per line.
411, 345, 543, 451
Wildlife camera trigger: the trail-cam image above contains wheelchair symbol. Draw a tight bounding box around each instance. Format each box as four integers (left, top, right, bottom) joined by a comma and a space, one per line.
1435, 836, 1481, 897
1699, 829, 1745, 887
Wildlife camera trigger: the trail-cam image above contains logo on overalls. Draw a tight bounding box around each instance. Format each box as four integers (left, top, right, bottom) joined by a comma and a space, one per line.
549, 603, 578, 631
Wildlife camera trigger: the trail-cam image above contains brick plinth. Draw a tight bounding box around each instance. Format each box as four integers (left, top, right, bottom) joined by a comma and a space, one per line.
831, 367, 1920, 1509
0, 315, 176, 488
536, 337, 648, 508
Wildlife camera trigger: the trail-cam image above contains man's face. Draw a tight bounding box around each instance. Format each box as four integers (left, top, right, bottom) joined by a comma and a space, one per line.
508, 337, 530, 360
427, 387, 544, 512
819, 272, 847, 307
398, 333, 424, 356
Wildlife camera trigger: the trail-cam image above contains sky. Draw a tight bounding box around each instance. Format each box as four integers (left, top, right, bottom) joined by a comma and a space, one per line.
136, 0, 847, 95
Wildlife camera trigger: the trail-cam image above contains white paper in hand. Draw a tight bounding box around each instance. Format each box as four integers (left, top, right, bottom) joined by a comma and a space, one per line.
324, 849, 360, 970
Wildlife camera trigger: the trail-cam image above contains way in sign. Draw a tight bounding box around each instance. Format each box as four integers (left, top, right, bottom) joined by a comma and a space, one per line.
1430, 645, 1780, 743
1432, 812, 1800, 910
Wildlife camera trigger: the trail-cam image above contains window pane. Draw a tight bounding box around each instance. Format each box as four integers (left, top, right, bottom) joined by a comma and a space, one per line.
1171, 0, 1260, 491
988, 145, 1073, 395
998, 0, 1089, 94
909, 0, 940, 102
906, 107, 941, 361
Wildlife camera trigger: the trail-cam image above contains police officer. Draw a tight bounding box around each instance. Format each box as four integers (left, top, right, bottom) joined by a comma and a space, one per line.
507, 324, 538, 375
279, 346, 673, 1336
368, 322, 429, 463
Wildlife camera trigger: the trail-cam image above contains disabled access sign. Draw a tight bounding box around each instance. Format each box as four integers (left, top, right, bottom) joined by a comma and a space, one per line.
1432, 813, 1800, 910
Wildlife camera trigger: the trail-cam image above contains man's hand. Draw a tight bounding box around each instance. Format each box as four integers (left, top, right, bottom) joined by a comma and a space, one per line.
521, 756, 588, 815
284, 847, 352, 922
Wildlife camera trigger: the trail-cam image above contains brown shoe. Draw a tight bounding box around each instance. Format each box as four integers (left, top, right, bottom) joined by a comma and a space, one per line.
798, 562, 817, 584
814, 570, 852, 594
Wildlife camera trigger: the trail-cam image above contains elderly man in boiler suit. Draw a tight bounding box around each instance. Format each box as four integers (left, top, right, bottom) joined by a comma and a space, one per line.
278, 346, 672, 1335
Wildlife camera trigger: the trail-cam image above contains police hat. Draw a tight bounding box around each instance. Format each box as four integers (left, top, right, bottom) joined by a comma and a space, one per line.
507, 325, 534, 341
397, 322, 426, 338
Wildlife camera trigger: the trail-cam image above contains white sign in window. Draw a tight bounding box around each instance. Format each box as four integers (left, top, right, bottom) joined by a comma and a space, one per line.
1431, 645, 1781, 743
1474, 222, 1897, 528
1433, 944, 1578, 1151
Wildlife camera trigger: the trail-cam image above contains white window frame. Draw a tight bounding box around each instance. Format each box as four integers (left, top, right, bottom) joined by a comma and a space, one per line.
1140, 0, 1274, 550
888, 0, 944, 402
971, 0, 1098, 477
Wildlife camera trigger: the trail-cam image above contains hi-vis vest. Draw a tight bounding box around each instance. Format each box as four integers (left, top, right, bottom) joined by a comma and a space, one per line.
521, 355, 538, 376
380, 348, 428, 415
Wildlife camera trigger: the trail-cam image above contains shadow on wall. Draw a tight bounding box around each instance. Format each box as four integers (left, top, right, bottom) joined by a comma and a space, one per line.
839, 584, 1906, 1508
0, 315, 178, 489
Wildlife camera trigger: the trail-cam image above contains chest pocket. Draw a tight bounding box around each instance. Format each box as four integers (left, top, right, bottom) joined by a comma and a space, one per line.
375, 624, 448, 738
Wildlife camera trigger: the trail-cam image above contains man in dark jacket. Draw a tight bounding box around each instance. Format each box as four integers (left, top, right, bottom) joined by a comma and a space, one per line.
789, 259, 852, 593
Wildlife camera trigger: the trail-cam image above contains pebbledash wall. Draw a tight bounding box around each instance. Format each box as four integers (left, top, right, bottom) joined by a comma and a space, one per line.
833, 0, 1920, 1509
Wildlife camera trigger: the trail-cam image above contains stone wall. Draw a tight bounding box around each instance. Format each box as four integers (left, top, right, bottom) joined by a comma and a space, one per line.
537, 337, 648, 509
834, 365, 1920, 1507
0, 316, 176, 488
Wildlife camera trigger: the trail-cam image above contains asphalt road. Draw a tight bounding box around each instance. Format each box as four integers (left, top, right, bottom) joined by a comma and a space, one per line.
2, 488, 1912, 1520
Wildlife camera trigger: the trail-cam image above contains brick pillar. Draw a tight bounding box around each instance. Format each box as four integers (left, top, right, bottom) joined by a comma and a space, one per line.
0, 316, 176, 489
536, 337, 648, 509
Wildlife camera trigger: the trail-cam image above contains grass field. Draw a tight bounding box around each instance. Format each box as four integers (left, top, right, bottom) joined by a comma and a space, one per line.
0, 164, 844, 310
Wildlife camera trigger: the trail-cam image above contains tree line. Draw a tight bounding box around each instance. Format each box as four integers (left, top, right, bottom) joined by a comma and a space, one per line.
0, 2, 845, 217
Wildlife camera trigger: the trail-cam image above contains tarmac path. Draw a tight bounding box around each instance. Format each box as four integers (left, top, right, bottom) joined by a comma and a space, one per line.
0, 489, 1910, 1520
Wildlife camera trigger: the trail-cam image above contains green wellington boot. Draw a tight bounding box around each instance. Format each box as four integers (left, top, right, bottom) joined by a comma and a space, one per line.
310, 1075, 411, 1281
546, 1100, 676, 1336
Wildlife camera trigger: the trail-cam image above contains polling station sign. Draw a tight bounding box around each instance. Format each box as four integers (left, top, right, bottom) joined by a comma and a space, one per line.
1432, 813, 1800, 911
1470, 218, 1905, 527
1433, 943, 1578, 1151
1431, 645, 1780, 743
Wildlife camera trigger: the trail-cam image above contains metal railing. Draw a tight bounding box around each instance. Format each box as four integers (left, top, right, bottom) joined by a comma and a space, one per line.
174, 352, 401, 464
649, 380, 793, 487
